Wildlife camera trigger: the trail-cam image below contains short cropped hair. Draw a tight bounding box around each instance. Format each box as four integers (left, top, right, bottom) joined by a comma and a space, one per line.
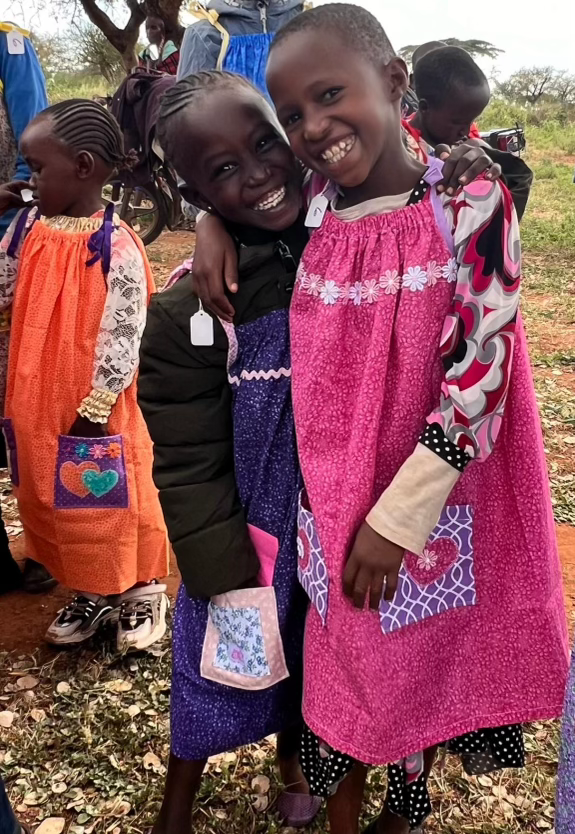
271, 3, 395, 65
414, 46, 489, 108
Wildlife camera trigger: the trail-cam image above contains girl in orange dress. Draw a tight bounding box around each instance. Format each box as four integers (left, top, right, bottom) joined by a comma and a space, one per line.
0, 99, 169, 649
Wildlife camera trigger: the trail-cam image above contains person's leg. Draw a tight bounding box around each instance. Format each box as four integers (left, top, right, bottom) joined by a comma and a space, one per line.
374, 746, 438, 834
0, 777, 22, 834
152, 754, 206, 834
0, 506, 22, 595
277, 724, 308, 793
326, 764, 368, 834
22, 558, 57, 594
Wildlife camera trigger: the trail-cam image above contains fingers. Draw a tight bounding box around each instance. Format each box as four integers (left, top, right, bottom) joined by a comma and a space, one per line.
224, 248, 239, 295
342, 554, 358, 601
352, 566, 371, 610
383, 565, 400, 602
485, 162, 502, 182
369, 572, 385, 611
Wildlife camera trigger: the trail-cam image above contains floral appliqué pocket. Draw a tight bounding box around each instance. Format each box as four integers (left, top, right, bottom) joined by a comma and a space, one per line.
200, 587, 289, 691
55, 434, 129, 509
380, 505, 476, 634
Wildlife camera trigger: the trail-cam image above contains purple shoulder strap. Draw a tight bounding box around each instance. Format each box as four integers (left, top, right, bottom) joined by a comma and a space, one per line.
86, 202, 115, 277
6, 208, 34, 259
423, 158, 455, 257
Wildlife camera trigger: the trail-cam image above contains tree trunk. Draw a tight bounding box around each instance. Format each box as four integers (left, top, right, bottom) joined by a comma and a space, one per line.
79, 0, 146, 72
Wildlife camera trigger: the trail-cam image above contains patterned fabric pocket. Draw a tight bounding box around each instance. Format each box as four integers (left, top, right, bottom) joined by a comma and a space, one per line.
54, 434, 129, 510
297, 490, 329, 625
380, 505, 476, 634
200, 586, 289, 691
0, 418, 18, 486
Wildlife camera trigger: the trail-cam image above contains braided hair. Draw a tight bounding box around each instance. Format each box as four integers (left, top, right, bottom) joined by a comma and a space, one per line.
39, 98, 132, 171
157, 70, 261, 166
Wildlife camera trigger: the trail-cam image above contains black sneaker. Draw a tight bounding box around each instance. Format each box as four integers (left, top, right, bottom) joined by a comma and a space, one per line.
45, 593, 117, 646
22, 558, 58, 594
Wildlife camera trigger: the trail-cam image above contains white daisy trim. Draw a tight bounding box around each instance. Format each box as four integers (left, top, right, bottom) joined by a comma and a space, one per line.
297, 258, 458, 306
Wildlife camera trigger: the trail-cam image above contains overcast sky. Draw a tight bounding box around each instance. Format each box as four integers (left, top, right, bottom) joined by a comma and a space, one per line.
4, 0, 574, 79
314, 0, 575, 77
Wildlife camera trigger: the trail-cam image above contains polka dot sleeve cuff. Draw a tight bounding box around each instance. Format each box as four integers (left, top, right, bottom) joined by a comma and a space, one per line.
419, 423, 470, 472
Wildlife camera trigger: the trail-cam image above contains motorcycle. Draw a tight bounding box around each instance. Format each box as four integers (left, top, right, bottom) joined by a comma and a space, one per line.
479, 123, 526, 157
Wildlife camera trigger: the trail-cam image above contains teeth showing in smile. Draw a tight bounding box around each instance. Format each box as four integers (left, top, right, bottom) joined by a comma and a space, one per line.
254, 186, 286, 211
321, 136, 356, 165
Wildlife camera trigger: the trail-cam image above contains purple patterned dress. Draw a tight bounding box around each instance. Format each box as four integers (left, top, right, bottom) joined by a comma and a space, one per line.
139, 230, 309, 761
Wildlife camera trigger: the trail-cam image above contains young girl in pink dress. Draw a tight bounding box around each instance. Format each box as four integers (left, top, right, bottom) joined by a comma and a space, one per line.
260, 4, 568, 832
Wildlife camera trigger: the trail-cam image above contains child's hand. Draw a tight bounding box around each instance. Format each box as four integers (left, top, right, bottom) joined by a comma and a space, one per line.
0, 181, 33, 214
68, 416, 109, 439
192, 213, 239, 322
436, 144, 502, 195
343, 522, 404, 610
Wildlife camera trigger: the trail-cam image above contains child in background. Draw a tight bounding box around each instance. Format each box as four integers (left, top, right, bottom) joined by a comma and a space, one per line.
138, 72, 319, 833
0, 99, 169, 649
261, 5, 566, 832
403, 46, 489, 155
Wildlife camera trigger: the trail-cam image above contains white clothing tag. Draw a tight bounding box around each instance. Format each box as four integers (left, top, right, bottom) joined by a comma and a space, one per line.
21, 189, 34, 204
305, 194, 329, 228
190, 300, 214, 346
6, 31, 25, 55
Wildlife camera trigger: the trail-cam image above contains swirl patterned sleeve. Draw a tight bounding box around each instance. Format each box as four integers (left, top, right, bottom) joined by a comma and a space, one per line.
77, 227, 148, 423
367, 180, 521, 555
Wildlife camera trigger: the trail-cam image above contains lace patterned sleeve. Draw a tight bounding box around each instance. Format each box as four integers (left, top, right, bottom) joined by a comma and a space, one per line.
77, 227, 148, 423
0, 208, 37, 312
366, 180, 521, 555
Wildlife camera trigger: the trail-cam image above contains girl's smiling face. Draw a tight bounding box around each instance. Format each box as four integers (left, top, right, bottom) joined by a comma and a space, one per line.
169, 86, 302, 232
266, 28, 408, 192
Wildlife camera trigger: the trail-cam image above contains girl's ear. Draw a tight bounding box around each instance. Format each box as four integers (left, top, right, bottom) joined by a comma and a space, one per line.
180, 184, 212, 213
76, 151, 95, 180
418, 98, 430, 113
386, 57, 409, 102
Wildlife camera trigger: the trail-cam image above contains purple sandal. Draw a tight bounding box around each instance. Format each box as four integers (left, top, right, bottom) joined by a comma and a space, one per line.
277, 791, 323, 828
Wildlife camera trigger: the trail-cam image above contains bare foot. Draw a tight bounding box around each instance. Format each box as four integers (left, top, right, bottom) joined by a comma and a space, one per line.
278, 751, 309, 794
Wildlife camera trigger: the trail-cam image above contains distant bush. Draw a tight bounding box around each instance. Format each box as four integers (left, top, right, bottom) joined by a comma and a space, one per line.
46, 72, 118, 103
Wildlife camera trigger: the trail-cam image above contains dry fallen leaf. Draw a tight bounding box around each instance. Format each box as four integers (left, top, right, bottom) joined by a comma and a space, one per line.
51, 782, 67, 795
251, 775, 270, 795
127, 704, 141, 718
0, 710, 14, 728
56, 682, 71, 695
35, 818, 66, 834
30, 708, 47, 723
142, 751, 165, 773
16, 675, 38, 690
252, 795, 269, 812
105, 679, 133, 693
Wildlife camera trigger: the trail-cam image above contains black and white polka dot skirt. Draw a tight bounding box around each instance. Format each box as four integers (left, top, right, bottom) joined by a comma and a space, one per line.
301, 723, 525, 830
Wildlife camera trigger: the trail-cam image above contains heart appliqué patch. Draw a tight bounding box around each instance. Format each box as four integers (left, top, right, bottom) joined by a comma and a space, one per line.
82, 468, 119, 498
59, 461, 100, 498
404, 537, 460, 587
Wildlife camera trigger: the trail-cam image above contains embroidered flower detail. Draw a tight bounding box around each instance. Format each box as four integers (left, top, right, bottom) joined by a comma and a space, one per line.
348, 282, 363, 306
402, 265, 428, 292
417, 547, 439, 572
307, 273, 324, 297
426, 260, 443, 287
379, 269, 400, 295
361, 279, 380, 303
90, 444, 106, 459
320, 280, 340, 305
106, 442, 122, 459
75, 443, 90, 459
442, 258, 457, 283
298, 266, 310, 289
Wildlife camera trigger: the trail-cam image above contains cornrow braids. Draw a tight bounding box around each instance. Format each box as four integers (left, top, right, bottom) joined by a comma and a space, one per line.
271, 3, 396, 67
40, 98, 130, 171
157, 70, 260, 165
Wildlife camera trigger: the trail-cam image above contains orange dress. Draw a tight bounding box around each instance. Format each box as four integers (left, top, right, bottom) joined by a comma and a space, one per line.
0, 208, 169, 595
